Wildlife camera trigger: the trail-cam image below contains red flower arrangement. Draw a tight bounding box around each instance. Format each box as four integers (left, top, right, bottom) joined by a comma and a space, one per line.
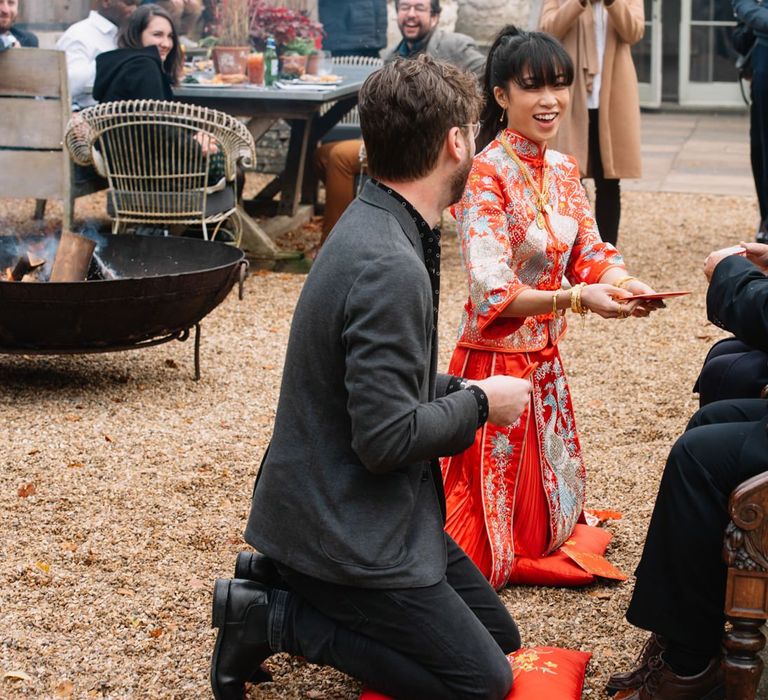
249, 2, 324, 50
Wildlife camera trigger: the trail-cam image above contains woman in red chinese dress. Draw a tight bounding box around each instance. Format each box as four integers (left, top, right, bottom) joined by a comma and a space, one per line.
442, 26, 662, 589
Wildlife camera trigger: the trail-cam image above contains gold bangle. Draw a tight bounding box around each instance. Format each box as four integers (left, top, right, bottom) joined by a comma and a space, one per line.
552, 291, 559, 316
570, 282, 587, 316
614, 275, 636, 289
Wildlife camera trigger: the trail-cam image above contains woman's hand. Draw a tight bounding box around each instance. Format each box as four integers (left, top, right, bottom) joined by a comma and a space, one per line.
621, 278, 665, 317
580, 283, 635, 319
194, 131, 220, 156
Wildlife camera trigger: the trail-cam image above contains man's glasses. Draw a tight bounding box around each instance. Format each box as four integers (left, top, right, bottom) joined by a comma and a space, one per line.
397, 3, 432, 14
463, 123, 481, 140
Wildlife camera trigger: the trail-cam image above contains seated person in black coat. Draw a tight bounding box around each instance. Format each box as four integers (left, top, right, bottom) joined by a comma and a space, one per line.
695, 242, 768, 406
93, 3, 181, 103
605, 246, 768, 699
0, 0, 38, 49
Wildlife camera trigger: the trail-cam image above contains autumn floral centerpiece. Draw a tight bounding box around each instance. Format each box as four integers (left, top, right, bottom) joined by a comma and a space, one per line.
249, 2, 324, 54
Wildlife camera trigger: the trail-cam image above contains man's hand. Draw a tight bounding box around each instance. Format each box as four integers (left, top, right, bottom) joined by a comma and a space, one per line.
469, 375, 531, 426
739, 241, 768, 273
704, 246, 746, 282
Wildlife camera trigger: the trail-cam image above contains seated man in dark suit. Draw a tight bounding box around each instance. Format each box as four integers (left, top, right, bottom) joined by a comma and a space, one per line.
0, 0, 38, 49
694, 242, 768, 406
606, 245, 768, 699
209, 55, 534, 700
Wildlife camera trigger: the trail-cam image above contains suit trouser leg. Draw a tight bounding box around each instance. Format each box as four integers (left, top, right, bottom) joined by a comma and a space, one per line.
750, 43, 768, 224
626, 398, 768, 655
273, 535, 519, 700
694, 337, 768, 406
588, 108, 621, 246
314, 139, 362, 239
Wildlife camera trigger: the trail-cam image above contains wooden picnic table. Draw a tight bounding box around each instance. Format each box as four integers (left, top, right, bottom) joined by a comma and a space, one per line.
174, 65, 375, 262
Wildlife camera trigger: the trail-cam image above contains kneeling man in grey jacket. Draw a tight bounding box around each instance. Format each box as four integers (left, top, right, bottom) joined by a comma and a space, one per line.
210, 55, 532, 700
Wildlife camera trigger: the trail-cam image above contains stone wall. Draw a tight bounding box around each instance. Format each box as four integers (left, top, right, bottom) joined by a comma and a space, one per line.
456, 0, 533, 46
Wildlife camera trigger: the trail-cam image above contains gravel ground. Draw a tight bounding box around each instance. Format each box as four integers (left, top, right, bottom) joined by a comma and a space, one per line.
0, 186, 757, 699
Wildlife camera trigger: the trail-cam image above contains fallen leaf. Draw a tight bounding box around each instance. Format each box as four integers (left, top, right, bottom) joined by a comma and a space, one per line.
27, 449, 40, 456
164, 359, 178, 369
104, 434, 113, 443
53, 680, 74, 697
3, 670, 32, 682
18, 482, 36, 498
35, 561, 51, 574
587, 589, 612, 600
67, 461, 84, 469
149, 628, 163, 638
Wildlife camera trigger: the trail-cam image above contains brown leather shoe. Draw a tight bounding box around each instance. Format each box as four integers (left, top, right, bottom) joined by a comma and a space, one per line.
620, 655, 724, 700
606, 634, 666, 695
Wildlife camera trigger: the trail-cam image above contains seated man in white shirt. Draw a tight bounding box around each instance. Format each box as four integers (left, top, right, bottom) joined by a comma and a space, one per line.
56, 0, 140, 110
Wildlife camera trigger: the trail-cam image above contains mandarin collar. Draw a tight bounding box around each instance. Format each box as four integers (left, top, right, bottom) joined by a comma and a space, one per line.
501, 128, 547, 165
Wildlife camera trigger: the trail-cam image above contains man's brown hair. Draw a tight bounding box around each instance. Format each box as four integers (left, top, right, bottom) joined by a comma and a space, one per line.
359, 55, 482, 182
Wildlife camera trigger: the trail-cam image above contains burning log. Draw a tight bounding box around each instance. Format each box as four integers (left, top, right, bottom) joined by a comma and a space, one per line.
6, 253, 45, 281
49, 231, 96, 283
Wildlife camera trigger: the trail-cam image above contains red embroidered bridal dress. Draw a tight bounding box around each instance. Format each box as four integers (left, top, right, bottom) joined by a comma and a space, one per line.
442, 129, 627, 589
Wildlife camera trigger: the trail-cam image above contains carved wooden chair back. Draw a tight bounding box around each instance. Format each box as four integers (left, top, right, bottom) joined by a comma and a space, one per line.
723, 472, 768, 699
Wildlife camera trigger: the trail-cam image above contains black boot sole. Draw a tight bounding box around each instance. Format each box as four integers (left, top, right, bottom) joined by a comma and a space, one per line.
211, 579, 231, 700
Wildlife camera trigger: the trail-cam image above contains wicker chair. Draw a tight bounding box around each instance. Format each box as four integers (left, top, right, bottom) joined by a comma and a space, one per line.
320, 55, 384, 141
65, 100, 256, 245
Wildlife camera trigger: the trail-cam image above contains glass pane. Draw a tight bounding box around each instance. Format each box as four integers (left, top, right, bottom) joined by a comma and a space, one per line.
689, 25, 739, 82
691, 0, 735, 22
631, 28, 652, 83
631, 0, 653, 83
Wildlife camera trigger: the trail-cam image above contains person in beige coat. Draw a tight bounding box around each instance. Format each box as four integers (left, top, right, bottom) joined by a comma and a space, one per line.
540, 0, 643, 245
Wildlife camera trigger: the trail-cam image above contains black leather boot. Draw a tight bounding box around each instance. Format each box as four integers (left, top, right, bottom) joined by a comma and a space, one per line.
210, 578, 274, 700
234, 551, 282, 587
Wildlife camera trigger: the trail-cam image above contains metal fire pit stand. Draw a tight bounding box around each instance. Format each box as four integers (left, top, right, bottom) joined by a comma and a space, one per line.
0, 260, 249, 381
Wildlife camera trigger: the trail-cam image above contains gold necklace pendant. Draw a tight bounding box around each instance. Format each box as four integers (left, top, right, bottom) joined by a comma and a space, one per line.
500, 131, 552, 230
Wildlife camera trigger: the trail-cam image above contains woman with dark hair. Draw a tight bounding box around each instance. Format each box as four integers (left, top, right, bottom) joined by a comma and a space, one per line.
441, 26, 661, 589
93, 3, 183, 102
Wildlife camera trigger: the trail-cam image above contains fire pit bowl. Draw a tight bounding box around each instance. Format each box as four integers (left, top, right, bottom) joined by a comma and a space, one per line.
0, 233, 247, 378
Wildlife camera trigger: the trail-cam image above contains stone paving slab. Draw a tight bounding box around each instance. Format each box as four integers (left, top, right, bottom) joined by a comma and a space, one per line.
624, 111, 754, 198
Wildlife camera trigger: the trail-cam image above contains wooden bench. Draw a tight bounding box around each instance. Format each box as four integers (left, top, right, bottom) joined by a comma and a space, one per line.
0, 48, 104, 229
723, 472, 768, 699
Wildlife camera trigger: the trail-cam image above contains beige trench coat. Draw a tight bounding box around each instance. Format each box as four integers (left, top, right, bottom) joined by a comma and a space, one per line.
540, 0, 644, 179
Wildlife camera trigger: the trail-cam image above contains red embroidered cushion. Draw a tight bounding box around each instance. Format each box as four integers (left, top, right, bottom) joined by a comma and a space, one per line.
359, 646, 591, 700
508, 524, 613, 587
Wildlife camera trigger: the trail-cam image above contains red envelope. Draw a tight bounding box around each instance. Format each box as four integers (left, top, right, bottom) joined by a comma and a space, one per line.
561, 547, 628, 581
624, 290, 691, 301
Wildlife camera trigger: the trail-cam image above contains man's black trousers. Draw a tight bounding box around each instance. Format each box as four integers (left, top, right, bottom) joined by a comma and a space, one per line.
272, 534, 520, 700
627, 398, 768, 655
